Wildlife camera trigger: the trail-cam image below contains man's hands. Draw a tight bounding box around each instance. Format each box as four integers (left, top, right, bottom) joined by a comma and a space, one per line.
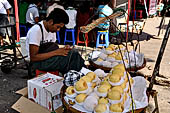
29, 44, 72, 62
64, 45, 72, 50
54, 45, 72, 56
6, 9, 10, 22
54, 48, 70, 56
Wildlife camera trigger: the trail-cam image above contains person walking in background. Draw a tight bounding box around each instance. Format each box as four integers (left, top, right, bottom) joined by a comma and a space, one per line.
26, 0, 42, 28
65, 1, 77, 29
157, 0, 164, 16
0, 0, 11, 46
46, 0, 65, 17
19, 0, 29, 25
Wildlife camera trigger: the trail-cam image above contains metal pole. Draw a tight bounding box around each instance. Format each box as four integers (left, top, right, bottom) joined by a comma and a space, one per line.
14, 0, 20, 42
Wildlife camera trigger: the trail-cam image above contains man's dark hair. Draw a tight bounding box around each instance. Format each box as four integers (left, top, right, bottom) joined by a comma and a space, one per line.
46, 8, 69, 24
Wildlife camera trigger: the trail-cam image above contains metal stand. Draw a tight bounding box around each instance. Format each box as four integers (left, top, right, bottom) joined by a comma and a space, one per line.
0, 24, 17, 73
0, 24, 30, 76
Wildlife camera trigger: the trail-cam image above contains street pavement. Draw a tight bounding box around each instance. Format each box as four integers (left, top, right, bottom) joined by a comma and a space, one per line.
136, 17, 170, 112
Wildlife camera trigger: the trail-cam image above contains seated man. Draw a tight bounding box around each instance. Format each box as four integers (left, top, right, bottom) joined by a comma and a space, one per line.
26, 8, 85, 75
97, 0, 113, 30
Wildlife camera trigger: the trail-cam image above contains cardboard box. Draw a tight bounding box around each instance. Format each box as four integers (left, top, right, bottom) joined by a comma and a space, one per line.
12, 87, 63, 113
12, 73, 64, 113
27, 73, 63, 111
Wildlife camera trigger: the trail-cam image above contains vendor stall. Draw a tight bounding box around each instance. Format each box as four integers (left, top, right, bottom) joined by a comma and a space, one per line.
12, 0, 167, 112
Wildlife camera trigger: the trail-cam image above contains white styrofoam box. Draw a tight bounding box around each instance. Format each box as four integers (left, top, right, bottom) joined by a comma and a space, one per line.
28, 73, 64, 111
20, 37, 27, 57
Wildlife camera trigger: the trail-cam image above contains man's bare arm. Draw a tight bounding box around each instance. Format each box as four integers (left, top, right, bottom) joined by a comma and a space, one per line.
34, 17, 39, 23
6, 9, 10, 22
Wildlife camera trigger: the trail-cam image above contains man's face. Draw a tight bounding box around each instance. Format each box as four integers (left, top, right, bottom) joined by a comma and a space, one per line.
48, 21, 64, 33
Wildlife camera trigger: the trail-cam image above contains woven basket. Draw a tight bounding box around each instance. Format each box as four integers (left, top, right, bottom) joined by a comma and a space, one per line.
89, 58, 146, 72
63, 98, 146, 113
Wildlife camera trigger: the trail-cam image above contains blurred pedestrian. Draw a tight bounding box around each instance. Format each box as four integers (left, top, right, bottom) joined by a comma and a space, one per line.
19, 0, 29, 25
26, 0, 42, 28
0, 0, 11, 46
65, 1, 77, 29
157, 0, 164, 16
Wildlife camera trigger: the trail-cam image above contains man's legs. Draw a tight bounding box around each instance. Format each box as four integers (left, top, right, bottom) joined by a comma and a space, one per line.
0, 15, 9, 47
32, 50, 85, 75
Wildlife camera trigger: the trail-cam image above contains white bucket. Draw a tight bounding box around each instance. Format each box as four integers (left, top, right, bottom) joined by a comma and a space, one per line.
20, 37, 27, 57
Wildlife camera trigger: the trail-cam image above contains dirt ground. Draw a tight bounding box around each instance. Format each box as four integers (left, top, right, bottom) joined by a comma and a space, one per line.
0, 16, 170, 113
0, 69, 27, 113
138, 17, 170, 112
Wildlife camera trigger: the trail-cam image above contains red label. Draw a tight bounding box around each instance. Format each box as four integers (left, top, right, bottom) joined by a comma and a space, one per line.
33, 88, 37, 99
42, 78, 51, 83
49, 101, 51, 110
